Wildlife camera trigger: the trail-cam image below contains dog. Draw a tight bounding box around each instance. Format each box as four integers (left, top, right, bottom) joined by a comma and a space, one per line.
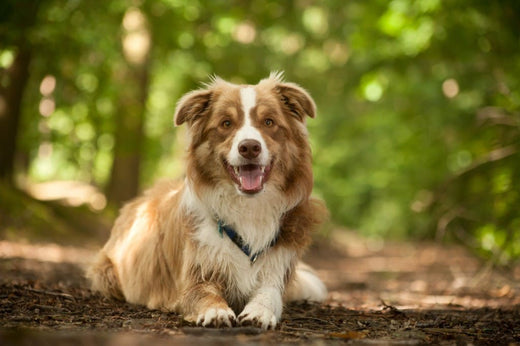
87, 72, 328, 330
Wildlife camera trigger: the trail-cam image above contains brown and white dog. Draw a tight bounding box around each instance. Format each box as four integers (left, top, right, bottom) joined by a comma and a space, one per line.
87, 72, 328, 330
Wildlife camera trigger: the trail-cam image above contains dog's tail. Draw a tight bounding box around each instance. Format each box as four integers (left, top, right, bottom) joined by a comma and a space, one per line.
86, 252, 124, 300
284, 262, 328, 302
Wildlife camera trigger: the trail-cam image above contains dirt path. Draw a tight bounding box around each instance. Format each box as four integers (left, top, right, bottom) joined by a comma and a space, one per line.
0, 232, 519, 345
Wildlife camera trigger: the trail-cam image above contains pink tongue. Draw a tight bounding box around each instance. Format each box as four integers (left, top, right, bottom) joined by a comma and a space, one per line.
239, 165, 264, 191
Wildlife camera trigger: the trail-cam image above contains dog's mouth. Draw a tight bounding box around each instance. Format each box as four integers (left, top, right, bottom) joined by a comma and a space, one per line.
225, 161, 272, 194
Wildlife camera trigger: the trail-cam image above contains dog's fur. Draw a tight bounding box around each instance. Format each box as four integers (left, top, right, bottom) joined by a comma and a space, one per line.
87, 73, 328, 329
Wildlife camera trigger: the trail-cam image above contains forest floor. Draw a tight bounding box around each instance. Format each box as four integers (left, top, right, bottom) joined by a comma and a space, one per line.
0, 229, 519, 345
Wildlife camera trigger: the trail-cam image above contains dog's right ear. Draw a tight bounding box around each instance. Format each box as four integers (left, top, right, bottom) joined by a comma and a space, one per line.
174, 89, 212, 126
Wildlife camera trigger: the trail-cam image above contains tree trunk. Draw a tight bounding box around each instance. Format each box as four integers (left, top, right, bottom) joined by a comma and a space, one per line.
106, 7, 154, 206
0, 49, 32, 183
106, 63, 150, 205
0, 0, 40, 184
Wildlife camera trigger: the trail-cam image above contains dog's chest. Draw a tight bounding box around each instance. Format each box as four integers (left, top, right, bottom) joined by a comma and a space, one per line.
181, 184, 288, 296
192, 219, 276, 294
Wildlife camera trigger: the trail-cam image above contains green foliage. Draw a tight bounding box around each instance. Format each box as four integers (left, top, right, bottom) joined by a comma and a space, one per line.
1, 0, 519, 264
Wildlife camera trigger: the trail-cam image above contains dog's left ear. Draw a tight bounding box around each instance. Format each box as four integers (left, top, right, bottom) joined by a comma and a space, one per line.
276, 83, 316, 121
174, 89, 213, 126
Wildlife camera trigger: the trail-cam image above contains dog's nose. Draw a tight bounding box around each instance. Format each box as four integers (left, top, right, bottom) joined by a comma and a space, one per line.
238, 139, 262, 159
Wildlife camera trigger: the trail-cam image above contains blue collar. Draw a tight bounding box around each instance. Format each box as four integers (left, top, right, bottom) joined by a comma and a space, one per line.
217, 220, 279, 264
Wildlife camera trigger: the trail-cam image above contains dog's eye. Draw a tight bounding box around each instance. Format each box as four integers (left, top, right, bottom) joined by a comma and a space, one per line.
264, 118, 274, 127
221, 120, 232, 128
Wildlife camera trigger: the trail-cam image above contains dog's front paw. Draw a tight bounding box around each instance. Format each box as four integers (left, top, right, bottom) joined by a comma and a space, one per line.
196, 307, 236, 328
238, 302, 278, 330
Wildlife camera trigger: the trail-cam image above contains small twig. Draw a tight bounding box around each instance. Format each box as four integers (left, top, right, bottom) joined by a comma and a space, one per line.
25, 287, 76, 301
380, 299, 404, 315
290, 316, 340, 327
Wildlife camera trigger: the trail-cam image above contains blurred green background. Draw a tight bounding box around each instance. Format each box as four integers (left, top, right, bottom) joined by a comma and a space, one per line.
1, 0, 519, 265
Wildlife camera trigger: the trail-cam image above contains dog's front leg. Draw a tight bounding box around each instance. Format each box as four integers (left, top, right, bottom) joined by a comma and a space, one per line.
180, 282, 236, 328
238, 252, 295, 330
238, 285, 282, 330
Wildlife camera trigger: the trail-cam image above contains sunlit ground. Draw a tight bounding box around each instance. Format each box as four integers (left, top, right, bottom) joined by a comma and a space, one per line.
24, 180, 107, 212
309, 230, 520, 310
1, 227, 518, 312
0, 241, 93, 265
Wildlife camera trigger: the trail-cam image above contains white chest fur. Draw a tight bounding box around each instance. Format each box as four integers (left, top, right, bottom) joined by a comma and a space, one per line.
181, 182, 294, 297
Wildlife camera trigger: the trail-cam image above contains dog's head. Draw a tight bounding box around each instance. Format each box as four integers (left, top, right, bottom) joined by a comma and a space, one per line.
174, 72, 316, 200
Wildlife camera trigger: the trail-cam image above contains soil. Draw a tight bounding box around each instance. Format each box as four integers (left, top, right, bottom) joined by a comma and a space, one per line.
1, 231, 519, 345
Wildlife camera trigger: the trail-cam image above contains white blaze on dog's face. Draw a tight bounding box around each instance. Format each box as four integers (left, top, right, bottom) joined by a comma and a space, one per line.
225, 87, 271, 194
174, 73, 316, 198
